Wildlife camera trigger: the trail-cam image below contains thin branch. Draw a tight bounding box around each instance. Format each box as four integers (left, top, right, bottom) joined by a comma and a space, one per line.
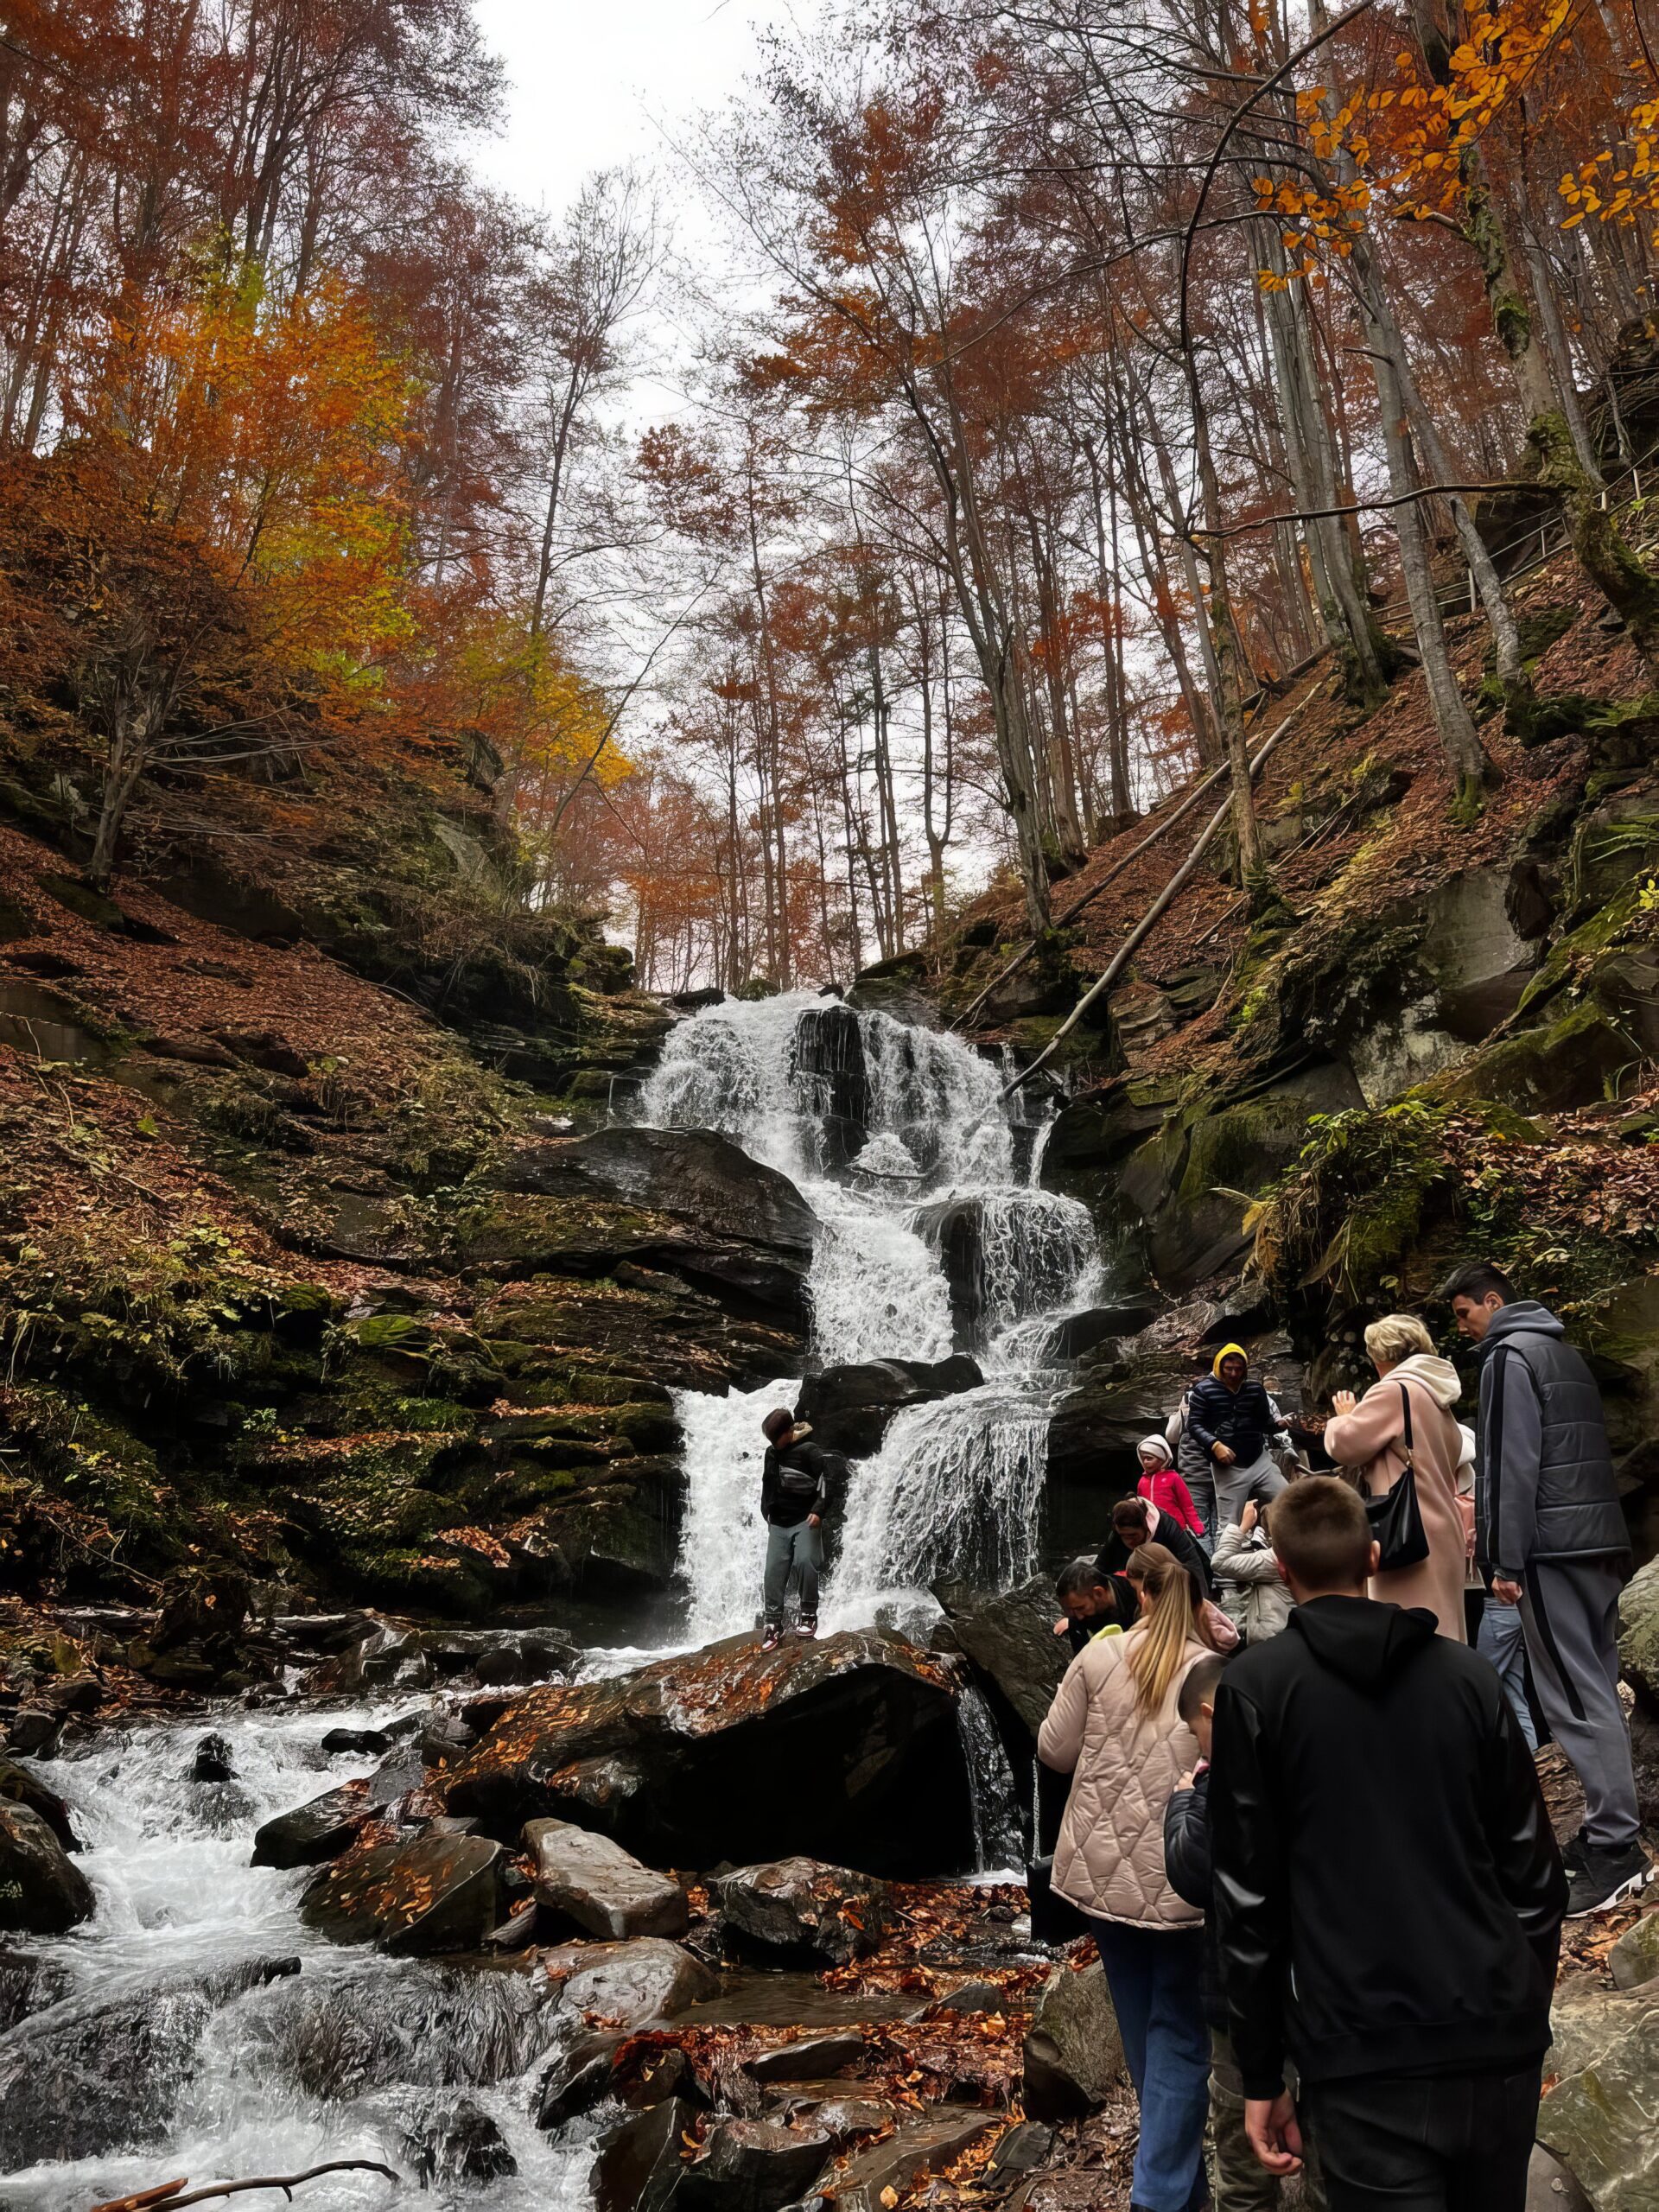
1186, 480, 1516, 541
89, 2164, 398, 2212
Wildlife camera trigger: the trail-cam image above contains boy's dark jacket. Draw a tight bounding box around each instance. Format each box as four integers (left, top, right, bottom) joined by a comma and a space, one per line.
760, 1439, 842, 1527
1210, 1594, 1564, 2100
1164, 1767, 1226, 2031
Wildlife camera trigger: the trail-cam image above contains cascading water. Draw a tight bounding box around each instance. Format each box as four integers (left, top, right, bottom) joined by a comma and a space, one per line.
638, 991, 1102, 1641
0, 1701, 598, 2212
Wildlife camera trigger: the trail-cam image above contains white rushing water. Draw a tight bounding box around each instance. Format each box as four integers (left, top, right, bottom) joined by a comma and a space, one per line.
0, 1700, 598, 2212
639, 991, 1101, 1642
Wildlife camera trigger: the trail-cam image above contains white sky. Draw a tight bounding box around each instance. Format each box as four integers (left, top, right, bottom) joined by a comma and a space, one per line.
467, 0, 812, 219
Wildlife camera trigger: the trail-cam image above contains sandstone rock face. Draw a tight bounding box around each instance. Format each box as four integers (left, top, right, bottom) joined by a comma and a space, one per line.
299, 1831, 504, 1955
0, 1803, 94, 1935
445, 1629, 976, 1878
794, 1354, 982, 1458
1537, 1984, 1659, 2212
524, 1816, 688, 1941
1022, 1961, 1127, 2120
494, 1125, 817, 1324
712, 1857, 891, 1965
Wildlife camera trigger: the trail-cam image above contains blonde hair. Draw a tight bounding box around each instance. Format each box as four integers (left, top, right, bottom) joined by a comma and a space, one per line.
1125, 1546, 1200, 1717
1364, 1312, 1434, 1369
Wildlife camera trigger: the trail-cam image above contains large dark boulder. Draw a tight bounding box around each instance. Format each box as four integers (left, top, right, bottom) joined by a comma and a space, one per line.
300, 1832, 505, 1955
1045, 1370, 1180, 1559
795, 1354, 983, 1457
0, 1956, 300, 2167
593, 2096, 696, 2212
404, 2097, 518, 2186
711, 1857, 891, 1965
493, 1126, 817, 1322
0, 1805, 93, 1935
524, 1816, 688, 1940
935, 1575, 1070, 1738
446, 1629, 976, 1878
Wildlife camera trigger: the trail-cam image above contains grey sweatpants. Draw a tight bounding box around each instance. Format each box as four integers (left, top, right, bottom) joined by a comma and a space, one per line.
1520, 1556, 1639, 1847
763, 1519, 822, 1627
1212, 1452, 1287, 1532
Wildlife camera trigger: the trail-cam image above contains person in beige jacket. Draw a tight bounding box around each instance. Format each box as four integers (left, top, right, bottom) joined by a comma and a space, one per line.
1038, 1548, 1212, 2212
1323, 1312, 1468, 1641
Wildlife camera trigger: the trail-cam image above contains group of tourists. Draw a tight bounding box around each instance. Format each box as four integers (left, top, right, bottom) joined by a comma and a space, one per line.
1037, 1262, 1651, 2212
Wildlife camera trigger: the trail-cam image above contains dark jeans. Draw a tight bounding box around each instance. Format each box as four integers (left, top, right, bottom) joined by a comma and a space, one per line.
1300, 2067, 1541, 2212
1090, 1918, 1210, 2212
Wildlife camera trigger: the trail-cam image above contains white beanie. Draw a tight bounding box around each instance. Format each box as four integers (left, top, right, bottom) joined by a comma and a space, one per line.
1138, 1433, 1173, 1466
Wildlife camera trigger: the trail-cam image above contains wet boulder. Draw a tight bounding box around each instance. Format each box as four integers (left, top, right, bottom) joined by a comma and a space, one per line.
300, 1832, 505, 1955
682, 2117, 835, 2212
0, 1754, 79, 1852
711, 1857, 891, 1966
524, 1816, 688, 1940
745, 2031, 865, 2083
537, 2031, 624, 2131
0, 1955, 301, 2167
795, 1355, 983, 1458
935, 1574, 1069, 1738
251, 1780, 374, 1869
266, 1960, 563, 2102
445, 1628, 975, 1879
0, 1804, 94, 1935
913, 1191, 1095, 1349
791, 1000, 871, 1169
810, 2111, 1001, 2212
321, 1726, 395, 1758
1046, 1300, 1161, 1361
543, 1936, 717, 2031
404, 2096, 518, 2186
593, 2095, 696, 2212
1022, 1961, 1127, 2120
0, 1948, 73, 2032
191, 1732, 237, 1783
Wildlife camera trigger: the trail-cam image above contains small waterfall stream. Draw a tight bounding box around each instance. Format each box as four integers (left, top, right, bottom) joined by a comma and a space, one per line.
0, 1700, 599, 2212
638, 992, 1102, 1641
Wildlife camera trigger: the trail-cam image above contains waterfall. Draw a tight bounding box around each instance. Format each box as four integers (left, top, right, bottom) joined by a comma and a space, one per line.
642, 992, 1102, 1637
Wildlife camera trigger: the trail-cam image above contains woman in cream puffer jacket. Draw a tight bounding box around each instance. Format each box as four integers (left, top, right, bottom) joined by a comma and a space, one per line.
1037, 1548, 1211, 2212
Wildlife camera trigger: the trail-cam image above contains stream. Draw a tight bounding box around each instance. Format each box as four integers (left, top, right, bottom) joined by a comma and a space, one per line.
1, 991, 1102, 2209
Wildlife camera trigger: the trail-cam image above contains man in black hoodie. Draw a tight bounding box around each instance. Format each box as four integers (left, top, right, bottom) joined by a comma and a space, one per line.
759, 1408, 845, 1649
1211, 1476, 1564, 2212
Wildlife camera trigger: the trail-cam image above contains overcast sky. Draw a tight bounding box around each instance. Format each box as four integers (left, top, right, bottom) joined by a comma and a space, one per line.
468, 0, 810, 218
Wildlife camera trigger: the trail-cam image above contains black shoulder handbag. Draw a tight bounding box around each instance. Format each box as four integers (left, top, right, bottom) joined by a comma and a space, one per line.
1026, 1769, 1090, 1946
1364, 1382, 1431, 1573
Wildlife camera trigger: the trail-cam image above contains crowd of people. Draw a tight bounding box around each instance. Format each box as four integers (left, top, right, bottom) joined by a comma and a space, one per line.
1033, 1262, 1651, 2212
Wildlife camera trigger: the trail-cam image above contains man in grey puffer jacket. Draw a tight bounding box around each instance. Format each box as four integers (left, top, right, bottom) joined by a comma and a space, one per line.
1445, 1262, 1649, 1916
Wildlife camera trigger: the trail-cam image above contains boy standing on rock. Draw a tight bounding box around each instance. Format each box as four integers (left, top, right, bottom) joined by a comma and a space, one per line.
759, 1409, 841, 1649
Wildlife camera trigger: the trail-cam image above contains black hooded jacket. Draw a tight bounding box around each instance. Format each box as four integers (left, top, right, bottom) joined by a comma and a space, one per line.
760, 1440, 842, 1528
1210, 1595, 1564, 2101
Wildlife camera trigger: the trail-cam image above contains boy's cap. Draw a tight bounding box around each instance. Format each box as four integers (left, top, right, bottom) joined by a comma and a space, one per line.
761, 1408, 796, 1445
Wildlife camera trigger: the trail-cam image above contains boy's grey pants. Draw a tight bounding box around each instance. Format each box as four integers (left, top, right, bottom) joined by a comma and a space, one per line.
1519, 1555, 1639, 1847
764, 1520, 822, 1626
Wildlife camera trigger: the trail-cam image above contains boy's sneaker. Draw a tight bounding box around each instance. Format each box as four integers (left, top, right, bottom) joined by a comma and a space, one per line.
1565, 1839, 1654, 1917
760, 1628, 782, 1652
793, 1618, 817, 1640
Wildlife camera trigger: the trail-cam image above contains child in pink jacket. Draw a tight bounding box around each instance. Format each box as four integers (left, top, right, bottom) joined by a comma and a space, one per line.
1136, 1435, 1207, 1536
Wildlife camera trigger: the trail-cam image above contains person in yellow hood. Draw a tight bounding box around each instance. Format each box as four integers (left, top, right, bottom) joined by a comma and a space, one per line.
1185, 1343, 1293, 1531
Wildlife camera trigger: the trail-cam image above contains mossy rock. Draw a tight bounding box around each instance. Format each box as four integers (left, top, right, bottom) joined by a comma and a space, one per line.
1434, 1002, 1638, 1116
